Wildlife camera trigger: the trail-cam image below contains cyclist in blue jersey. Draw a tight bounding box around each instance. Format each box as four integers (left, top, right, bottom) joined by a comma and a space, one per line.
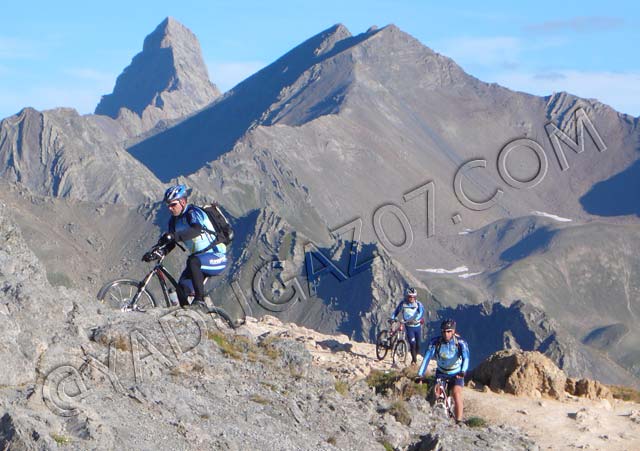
158, 184, 227, 308
391, 287, 426, 365
417, 318, 470, 424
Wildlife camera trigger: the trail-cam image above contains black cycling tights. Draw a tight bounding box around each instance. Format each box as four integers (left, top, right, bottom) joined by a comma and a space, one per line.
177, 255, 205, 306
410, 341, 420, 364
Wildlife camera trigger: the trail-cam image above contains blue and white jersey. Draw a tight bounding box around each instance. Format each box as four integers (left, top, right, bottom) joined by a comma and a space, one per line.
392, 300, 425, 326
418, 335, 470, 377
170, 205, 227, 256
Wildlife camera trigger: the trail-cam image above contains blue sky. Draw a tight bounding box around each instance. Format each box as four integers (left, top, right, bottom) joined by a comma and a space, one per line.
1, 1, 638, 119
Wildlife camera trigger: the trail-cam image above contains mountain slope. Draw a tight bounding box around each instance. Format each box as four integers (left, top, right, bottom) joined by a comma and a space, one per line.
0, 108, 163, 204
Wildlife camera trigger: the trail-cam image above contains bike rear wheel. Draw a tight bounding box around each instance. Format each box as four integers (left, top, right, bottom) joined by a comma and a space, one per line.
375, 330, 390, 360
97, 279, 157, 311
392, 339, 408, 366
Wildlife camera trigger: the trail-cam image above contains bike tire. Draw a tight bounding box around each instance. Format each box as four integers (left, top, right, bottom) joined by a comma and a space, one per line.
375, 330, 390, 360
208, 306, 239, 329
96, 279, 157, 311
447, 395, 456, 419
392, 339, 408, 366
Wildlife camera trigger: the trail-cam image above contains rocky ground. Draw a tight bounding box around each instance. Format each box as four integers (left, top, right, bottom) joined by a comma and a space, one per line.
244, 315, 640, 451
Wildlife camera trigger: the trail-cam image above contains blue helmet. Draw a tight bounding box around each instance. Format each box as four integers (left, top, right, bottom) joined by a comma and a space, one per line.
164, 184, 187, 203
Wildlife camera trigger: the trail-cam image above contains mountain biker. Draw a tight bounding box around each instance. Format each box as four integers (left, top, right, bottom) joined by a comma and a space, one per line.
416, 318, 470, 424
391, 287, 426, 365
158, 184, 227, 308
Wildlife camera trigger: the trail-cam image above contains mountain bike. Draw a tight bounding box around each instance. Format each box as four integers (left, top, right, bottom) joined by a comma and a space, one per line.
433, 376, 456, 420
375, 319, 408, 366
96, 241, 237, 328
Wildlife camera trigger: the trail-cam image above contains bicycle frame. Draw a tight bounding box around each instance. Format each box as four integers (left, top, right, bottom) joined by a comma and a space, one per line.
387, 321, 405, 347
128, 257, 181, 309
434, 377, 455, 418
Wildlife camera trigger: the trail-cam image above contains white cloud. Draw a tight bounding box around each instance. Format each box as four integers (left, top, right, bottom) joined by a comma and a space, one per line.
494, 70, 640, 117
0, 36, 43, 59
433, 36, 522, 67
525, 16, 625, 33
64, 67, 116, 84
206, 60, 266, 92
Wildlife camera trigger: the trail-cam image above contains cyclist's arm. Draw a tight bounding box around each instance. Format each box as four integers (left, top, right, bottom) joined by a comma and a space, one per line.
413, 302, 425, 322
173, 207, 207, 242
174, 223, 203, 242
460, 339, 470, 373
391, 302, 402, 321
417, 338, 437, 377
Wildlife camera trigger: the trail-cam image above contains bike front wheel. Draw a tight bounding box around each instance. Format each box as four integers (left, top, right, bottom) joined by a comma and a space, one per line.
97, 279, 157, 311
446, 395, 456, 419
375, 330, 390, 360
392, 339, 408, 366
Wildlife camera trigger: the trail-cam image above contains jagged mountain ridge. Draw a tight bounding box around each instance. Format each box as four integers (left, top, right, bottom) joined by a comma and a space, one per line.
95, 16, 220, 136
164, 24, 640, 265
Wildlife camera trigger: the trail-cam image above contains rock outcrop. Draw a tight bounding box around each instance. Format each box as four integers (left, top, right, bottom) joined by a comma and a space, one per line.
566, 377, 614, 401
472, 349, 567, 399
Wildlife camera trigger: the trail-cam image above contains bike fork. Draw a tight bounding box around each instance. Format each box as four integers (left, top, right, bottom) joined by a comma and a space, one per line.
123, 270, 155, 311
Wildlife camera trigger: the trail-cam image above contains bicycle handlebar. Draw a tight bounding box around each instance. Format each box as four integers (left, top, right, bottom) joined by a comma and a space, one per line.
142, 242, 169, 262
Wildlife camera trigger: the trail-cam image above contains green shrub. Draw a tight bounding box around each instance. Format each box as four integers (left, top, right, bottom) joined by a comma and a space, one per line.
334, 379, 349, 396
465, 416, 488, 428
366, 370, 401, 395
258, 335, 282, 360
51, 433, 71, 445
207, 331, 241, 359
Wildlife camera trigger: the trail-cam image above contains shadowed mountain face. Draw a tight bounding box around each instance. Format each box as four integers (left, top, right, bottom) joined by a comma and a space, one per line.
127, 24, 369, 181
581, 157, 640, 216
433, 301, 638, 387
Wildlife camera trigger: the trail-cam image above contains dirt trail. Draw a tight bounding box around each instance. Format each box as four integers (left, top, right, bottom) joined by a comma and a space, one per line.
244, 316, 640, 451
465, 388, 640, 451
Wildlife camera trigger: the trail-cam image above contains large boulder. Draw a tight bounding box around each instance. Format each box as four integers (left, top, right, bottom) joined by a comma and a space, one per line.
565, 377, 613, 400
472, 349, 567, 399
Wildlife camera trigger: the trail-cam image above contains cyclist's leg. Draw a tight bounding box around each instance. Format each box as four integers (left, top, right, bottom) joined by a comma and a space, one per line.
197, 252, 227, 300
177, 267, 193, 307
406, 326, 420, 364
187, 255, 205, 302
450, 377, 464, 421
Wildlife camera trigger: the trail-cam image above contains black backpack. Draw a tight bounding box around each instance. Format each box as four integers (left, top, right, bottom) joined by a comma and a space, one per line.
201, 202, 234, 246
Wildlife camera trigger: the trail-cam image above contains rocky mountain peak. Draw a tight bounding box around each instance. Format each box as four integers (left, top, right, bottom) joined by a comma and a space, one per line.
95, 17, 219, 134
142, 16, 198, 54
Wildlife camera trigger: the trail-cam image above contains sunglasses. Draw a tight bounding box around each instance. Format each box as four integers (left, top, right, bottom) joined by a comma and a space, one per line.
167, 201, 180, 208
